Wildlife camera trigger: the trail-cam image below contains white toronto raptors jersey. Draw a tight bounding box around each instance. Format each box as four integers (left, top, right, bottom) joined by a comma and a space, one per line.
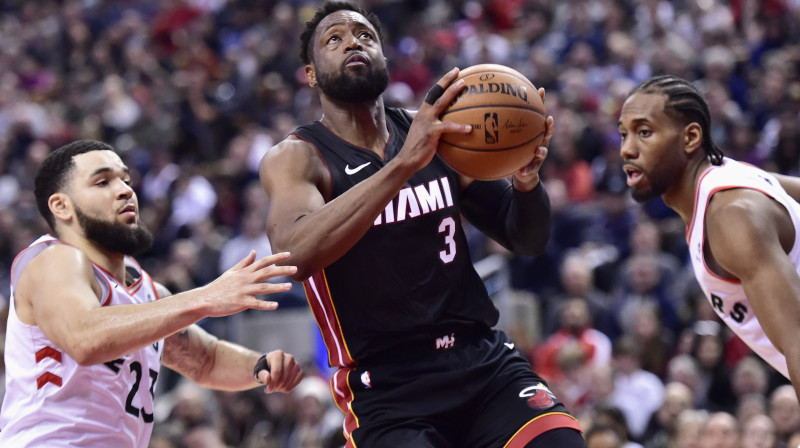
0, 235, 163, 447
687, 158, 799, 378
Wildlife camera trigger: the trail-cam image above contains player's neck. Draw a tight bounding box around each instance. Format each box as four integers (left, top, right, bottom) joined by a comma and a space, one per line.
664, 157, 711, 225
320, 96, 389, 156
61, 231, 127, 282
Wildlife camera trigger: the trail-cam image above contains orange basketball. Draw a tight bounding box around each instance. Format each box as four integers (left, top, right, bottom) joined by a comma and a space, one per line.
437, 64, 547, 180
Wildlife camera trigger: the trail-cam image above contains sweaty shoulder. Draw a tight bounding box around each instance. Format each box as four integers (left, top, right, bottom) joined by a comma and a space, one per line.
259, 135, 330, 198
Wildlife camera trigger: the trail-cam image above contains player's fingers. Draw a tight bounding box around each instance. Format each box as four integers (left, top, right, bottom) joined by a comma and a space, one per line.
283, 363, 304, 392
231, 250, 257, 270
266, 352, 304, 393
440, 120, 472, 135
254, 265, 298, 282
536, 146, 549, 161
249, 297, 280, 311
256, 368, 269, 385
516, 147, 547, 177
433, 78, 466, 113
541, 116, 554, 147
251, 252, 292, 271
264, 351, 283, 391
423, 68, 461, 108
538, 87, 546, 104
258, 281, 292, 295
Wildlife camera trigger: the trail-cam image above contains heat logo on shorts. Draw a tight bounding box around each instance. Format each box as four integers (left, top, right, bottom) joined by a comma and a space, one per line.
519, 383, 556, 410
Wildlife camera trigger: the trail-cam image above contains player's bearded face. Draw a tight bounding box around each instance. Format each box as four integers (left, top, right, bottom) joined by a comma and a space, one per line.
629, 157, 685, 203
316, 62, 389, 103
630, 173, 670, 203
75, 206, 153, 255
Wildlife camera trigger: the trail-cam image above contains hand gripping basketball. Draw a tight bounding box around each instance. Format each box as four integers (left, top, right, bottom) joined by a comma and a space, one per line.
436, 64, 548, 180
424, 84, 445, 105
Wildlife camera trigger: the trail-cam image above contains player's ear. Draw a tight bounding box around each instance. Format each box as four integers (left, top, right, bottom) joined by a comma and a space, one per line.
305, 65, 317, 88
49, 193, 73, 222
683, 122, 703, 155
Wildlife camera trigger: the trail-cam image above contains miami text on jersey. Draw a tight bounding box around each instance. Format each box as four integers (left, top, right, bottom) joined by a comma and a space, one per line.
373, 176, 454, 226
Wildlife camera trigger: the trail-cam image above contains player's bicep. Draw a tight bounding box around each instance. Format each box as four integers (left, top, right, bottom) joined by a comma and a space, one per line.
259, 141, 327, 250
20, 245, 103, 352
707, 191, 800, 351
707, 190, 791, 277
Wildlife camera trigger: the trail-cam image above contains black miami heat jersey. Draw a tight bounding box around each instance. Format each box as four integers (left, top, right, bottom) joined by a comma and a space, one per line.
293, 107, 498, 366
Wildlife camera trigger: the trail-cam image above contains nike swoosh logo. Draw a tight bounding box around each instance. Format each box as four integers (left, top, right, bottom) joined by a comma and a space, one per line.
345, 162, 371, 175
504, 342, 515, 350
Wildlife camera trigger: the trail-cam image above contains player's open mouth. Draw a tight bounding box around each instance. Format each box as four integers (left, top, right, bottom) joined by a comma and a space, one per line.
623, 165, 643, 186
345, 54, 369, 67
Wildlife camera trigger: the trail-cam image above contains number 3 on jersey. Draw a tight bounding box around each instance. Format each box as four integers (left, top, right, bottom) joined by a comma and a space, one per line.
438, 217, 456, 264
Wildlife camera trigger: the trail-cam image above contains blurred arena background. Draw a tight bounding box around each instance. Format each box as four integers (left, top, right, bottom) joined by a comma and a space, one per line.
2, 1, 800, 447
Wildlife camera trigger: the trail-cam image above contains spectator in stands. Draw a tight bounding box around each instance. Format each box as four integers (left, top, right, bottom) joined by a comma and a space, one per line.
741, 413, 777, 448
585, 424, 625, 448
641, 381, 695, 448
698, 412, 740, 448
770, 385, 800, 446
610, 336, 664, 441
674, 410, 709, 448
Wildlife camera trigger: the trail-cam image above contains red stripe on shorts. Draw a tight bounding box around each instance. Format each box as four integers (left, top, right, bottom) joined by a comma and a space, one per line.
504, 412, 583, 448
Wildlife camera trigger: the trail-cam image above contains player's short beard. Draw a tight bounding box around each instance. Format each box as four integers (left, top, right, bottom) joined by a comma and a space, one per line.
316, 64, 390, 103
631, 188, 661, 203
629, 169, 673, 203
74, 206, 153, 256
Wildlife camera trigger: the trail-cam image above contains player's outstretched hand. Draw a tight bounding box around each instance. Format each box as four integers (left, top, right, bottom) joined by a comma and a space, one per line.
255, 350, 304, 394
197, 251, 297, 317
399, 67, 472, 172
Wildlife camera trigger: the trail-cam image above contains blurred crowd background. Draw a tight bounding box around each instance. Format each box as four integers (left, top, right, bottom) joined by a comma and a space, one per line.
2, 0, 800, 447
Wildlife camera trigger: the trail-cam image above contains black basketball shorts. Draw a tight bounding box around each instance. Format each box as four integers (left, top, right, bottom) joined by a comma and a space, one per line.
328, 328, 584, 447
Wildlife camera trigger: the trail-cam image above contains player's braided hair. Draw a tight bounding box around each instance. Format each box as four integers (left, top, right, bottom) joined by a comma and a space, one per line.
630, 75, 725, 166
34, 140, 116, 231
299, 1, 385, 64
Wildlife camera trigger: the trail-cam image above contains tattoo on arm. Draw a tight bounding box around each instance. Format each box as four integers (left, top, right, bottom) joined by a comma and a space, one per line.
162, 326, 218, 380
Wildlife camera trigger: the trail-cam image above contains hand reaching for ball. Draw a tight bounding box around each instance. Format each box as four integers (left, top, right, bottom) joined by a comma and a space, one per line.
513, 92, 554, 192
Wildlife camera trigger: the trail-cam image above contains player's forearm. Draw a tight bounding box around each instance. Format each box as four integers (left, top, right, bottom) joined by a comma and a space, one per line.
203, 340, 264, 390
163, 326, 262, 391
64, 292, 208, 366
461, 179, 551, 256
784, 354, 800, 403
272, 158, 416, 280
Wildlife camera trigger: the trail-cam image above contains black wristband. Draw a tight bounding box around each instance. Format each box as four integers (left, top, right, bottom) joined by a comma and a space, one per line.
424, 84, 445, 105
253, 354, 270, 382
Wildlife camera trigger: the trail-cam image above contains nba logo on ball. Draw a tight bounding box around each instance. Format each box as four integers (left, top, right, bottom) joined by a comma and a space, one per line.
437, 64, 547, 180
484, 113, 499, 144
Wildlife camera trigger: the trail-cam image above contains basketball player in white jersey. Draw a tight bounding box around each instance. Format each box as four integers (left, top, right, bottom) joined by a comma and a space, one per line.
619, 75, 800, 401
0, 140, 304, 447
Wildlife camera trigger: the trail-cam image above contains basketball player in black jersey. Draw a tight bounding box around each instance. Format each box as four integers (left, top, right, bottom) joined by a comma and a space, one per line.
259, 2, 585, 447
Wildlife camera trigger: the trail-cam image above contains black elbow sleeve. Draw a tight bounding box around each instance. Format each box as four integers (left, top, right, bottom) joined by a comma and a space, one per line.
461, 180, 551, 254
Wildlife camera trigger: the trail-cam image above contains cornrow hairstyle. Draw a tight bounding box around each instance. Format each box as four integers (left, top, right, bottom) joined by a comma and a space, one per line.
299, 1, 385, 64
630, 75, 724, 165
34, 140, 116, 231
